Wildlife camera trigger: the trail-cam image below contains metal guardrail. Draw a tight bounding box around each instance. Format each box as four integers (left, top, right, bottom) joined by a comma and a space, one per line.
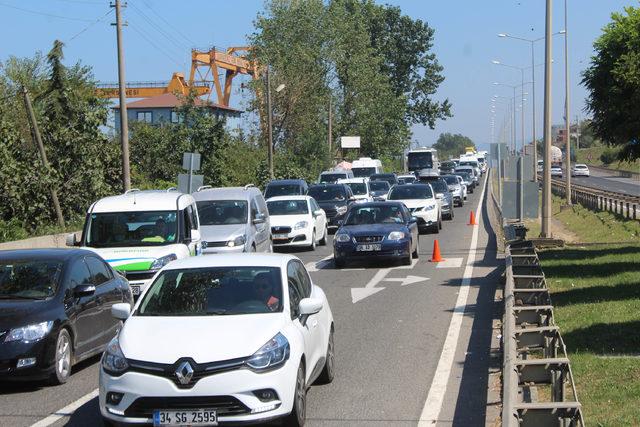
585, 164, 640, 181
502, 241, 585, 427
550, 178, 639, 220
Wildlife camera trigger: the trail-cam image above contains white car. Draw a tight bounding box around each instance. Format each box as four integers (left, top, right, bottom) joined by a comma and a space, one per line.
267, 196, 328, 250
387, 183, 441, 233
551, 166, 563, 177
336, 178, 372, 203
100, 254, 335, 427
397, 174, 417, 185
571, 164, 590, 177
456, 175, 468, 200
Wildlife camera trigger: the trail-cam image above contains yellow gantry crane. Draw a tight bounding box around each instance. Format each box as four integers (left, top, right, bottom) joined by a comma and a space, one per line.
96, 47, 258, 107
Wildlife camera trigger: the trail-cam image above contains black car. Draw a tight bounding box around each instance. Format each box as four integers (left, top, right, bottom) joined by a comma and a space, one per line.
369, 173, 398, 188
0, 249, 133, 384
439, 161, 457, 175
307, 184, 355, 228
264, 179, 309, 199
369, 180, 391, 201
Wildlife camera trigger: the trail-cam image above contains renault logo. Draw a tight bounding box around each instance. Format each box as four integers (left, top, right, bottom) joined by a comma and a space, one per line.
175, 361, 194, 385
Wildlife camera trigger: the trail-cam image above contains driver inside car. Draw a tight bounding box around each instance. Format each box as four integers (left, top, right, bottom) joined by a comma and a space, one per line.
252, 272, 280, 312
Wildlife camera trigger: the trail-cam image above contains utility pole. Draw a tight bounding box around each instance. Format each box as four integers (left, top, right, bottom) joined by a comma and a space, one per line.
22, 87, 65, 228
112, 0, 131, 192
575, 115, 580, 150
328, 96, 333, 164
541, 0, 553, 238
564, 0, 572, 205
265, 66, 274, 179
531, 41, 538, 182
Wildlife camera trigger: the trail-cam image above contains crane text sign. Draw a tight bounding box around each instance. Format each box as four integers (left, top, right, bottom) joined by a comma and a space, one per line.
340, 136, 361, 149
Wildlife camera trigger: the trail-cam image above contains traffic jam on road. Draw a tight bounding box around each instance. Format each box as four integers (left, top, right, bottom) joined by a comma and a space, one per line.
0, 149, 490, 427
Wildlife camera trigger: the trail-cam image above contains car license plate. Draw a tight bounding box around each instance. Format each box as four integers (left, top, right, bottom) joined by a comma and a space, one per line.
153, 409, 217, 426
130, 285, 140, 295
274, 234, 288, 239
356, 244, 381, 251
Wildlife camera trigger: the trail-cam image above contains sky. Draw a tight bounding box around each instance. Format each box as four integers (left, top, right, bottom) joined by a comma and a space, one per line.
0, 0, 634, 151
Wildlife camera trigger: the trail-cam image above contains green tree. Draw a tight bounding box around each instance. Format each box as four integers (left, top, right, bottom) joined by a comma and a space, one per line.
582, 6, 640, 161
432, 133, 475, 159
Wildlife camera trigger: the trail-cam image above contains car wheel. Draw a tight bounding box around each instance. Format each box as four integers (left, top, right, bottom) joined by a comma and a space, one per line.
438, 217, 443, 230
460, 198, 464, 207
51, 329, 72, 385
402, 245, 412, 266
309, 230, 316, 251
319, 226, 328, 246
412, 238, 419, 259
284, 362, 306, 427
316, 328, 335, 384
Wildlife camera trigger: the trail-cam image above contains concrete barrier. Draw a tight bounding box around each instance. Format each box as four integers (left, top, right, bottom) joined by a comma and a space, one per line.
0, 232, 78, 251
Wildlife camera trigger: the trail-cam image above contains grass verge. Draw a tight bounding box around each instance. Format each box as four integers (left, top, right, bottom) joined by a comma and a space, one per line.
576, 146, 640, 173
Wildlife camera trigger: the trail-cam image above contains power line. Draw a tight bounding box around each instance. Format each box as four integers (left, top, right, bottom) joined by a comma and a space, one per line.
128, 1, 189, 53
53, 0, 103, 4
0, 2, 94, 22
142, 0, 197, 47
129, 24, 183, 68
67, 9, 113, 42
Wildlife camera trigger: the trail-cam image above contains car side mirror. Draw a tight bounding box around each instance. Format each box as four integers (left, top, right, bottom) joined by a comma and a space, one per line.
74, 284, 96, 297
201, 241, 208, 250
313, 209, 323, 217
298, 297, 323, 326
111, 303, 131, 320
253, 213, 266, 224
409, 217, 418, 224
65, 233, 78, 247
337, 219, 344, 226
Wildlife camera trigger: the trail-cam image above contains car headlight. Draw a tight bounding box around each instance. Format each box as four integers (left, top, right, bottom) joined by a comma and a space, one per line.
424, 204, 436, 211
335, 233, 351, 243
246, 333, 290, 371
336, 206, 348, 215
102, 336, 129, 375
293, 221, 308, 230
150, 254, 177, 270
227, 235, 246, 247
4, 321, 53, 343
388, 231, 405, 241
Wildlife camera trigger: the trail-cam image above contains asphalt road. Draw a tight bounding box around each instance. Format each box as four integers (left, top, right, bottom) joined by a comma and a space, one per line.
0, 175, 501, 427
566, 167, 639, 197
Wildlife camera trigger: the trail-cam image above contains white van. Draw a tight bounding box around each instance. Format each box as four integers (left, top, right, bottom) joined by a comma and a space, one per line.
351, 157, 383, 178
67, 189, 202, 296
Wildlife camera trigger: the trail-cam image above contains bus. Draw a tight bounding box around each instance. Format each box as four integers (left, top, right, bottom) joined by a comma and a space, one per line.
406, 148, 439, 173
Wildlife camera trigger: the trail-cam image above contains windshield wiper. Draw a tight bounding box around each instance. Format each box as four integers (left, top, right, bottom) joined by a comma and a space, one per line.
0, 294, 45, 300
206, 309, 233, 315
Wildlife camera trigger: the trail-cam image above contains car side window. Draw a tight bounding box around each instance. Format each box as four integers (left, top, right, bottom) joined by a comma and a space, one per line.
293, 261, 312, 298
85, 257, 112, 286
287, 262, 302, 319
67, 259, 92, 289
256, 195, 268, 217
181, 208, 192, 240
188, 204, 199, 229
250, 199, 259, 220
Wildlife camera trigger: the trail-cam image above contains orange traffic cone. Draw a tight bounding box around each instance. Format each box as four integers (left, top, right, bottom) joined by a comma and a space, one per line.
429, 239, 445, 262
468, 210, 478, 226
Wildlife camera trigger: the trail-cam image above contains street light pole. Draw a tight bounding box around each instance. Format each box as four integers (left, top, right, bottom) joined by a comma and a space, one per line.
542, 0, 553, 238
564, 0, 572, 205
530, 41, 537, 181
265, 67, 274, 180
113, 0, 130, 192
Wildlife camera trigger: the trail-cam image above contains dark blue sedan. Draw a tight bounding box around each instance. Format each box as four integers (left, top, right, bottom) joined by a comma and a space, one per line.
333, 202, 419, 268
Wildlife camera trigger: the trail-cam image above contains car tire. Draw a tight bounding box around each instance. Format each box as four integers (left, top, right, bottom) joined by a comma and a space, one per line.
402, 244, 412, 265
438, 216, 443, 230
412, 238, 419, 259
284, 362, 307, 427
316, 328, 335, 385
50, 329, 72, 385
309, 230, 316, 251
319, 226, 328, 246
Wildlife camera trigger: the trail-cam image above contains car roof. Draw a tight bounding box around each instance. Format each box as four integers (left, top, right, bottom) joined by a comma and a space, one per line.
351, 201, 405, 208
0, 248, 96, 262
192, 186, 260, 201
309, 183, 346, 188
91, 190, 194, 213
162, 253, 298, 270
266, 179, 306, 185
266, 195, 311, 202
371, 173, 396, 177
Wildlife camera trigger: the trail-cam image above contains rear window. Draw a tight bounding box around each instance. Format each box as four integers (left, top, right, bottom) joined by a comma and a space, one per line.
369, 181, 390, 191
442, 176, 458, 185
388, 185, 433, 200
267, 200, 309, 215
307, 186, 347, 201
265, 184, 301, 199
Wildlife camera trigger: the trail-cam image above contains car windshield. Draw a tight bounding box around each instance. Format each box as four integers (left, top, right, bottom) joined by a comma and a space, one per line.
137, 267, 283, 316
389, 185, 433, 200
267, 200, 309, 215
457, 172, 471, 181
430, 180, 448, 193
352, 167, 376, 177
345, 182, 367, 195
369, 181, 390, 192
264, 184, 301, 199
307, 186, 347, 201
442, 176, 458, 185
196, 200, 248, 226
0, 260, 63, 299
86, 211, 178, 247
345, 205, 405, 225
319, 173, 346, 183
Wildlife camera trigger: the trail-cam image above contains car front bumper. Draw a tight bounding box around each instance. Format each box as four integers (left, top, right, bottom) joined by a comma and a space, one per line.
412, 209, 438, 226
99, 359, 298, 425
272, 229, 313, 247
0, 333, 57, 381
333, 239, 411, 262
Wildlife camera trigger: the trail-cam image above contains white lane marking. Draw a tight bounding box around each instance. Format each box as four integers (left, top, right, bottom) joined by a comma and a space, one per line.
305, 254, 333, 272
31, 388, 99, 427
418, 176, 487, 425
350, 268, 391, 303
435, 257, 463, 269
384, 275, 429, 286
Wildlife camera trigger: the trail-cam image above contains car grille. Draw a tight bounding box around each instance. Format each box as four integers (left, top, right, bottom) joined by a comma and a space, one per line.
354, 235, 384, 243
124, 396, 250, 418
409, 207, 420, 213
124, 270, 156, 281
272, 226, 292, 234
127, 357, 246, 389
206, 241, 228, 248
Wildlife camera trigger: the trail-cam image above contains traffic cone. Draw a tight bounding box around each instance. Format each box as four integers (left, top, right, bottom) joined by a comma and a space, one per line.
468, 210, 478, 226
429, 239, 445, 262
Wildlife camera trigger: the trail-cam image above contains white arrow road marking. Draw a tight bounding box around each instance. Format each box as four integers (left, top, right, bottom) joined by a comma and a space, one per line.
384, 275, 429, 286
350, 268, 391, 303
435, 257, 463, 269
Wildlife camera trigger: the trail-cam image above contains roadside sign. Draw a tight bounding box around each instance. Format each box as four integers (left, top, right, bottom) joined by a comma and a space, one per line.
340, 136, 361, 149
178, 173, 203, 194
182, 152, 201, 171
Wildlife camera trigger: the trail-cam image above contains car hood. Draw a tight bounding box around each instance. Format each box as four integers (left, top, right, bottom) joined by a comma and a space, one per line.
85, 246, 184, 272
270, 214, 310, 228
0, 300, 58, 331
316, 201, 346, 210
119, 314, 287, 363
392, 199, 435, 209
200, 224, 247, 243
338, 223, 407, 236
